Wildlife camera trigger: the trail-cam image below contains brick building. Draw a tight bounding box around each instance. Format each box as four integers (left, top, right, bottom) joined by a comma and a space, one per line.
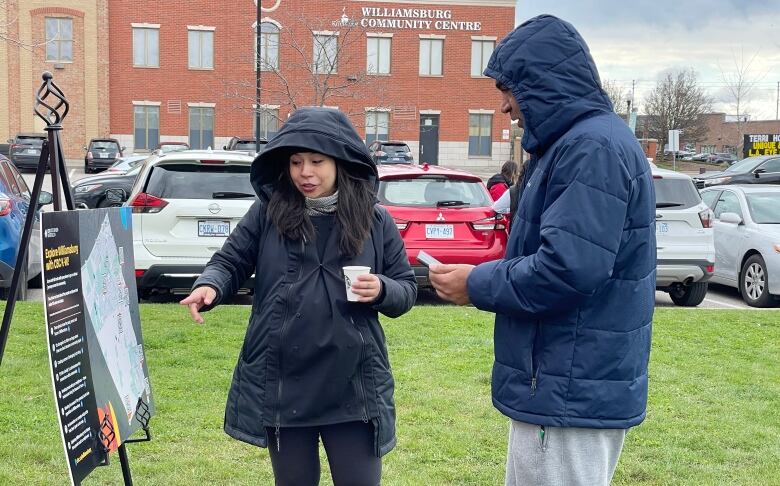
0, 0, 110, 160
107, 0, 516, 170
697, 114, 780, 156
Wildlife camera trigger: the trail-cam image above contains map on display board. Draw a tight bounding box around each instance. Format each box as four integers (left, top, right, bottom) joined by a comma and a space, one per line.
41, 207, 154, 485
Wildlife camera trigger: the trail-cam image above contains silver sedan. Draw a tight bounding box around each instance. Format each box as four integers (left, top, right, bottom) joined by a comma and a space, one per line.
700, 185, 780, 307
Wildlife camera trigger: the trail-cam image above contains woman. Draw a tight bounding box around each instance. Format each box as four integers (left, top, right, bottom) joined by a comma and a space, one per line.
181, 107, 417, 485
486, 160, 519, 201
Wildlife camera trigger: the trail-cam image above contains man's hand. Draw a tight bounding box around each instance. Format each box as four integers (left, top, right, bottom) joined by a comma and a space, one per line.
429, 264, 474, 305
180, 286, 217, 324
351, 274, 383, 303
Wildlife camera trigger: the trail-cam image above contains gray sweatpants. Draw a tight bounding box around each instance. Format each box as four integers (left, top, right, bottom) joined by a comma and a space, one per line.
505, 420, 627, 486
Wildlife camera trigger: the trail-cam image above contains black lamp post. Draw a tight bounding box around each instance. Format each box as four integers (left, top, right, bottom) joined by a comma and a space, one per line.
255, 0, 262, 153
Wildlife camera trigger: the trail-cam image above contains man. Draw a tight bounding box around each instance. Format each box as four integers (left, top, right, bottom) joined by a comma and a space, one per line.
429, 15, 656, 486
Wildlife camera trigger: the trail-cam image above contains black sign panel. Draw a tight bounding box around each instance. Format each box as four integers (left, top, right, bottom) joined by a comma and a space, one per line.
743, 134, 780, 157
42, 211, 104, 485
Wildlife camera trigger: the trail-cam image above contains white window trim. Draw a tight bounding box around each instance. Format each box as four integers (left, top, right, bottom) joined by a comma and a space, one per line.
187, 102, 216, 108
420, 110, 441, 115
253, 18, 283, 30
471, 35, 497, 41
132, 100, 162, 106
253, 104, 281, 110
469, 109, 495, 114
365, 107, 391, 112
367, 32, 393, 38
187, 25, 216, 31
313, 30, 340, 36
131, 23, 160, 29
419, 34, 446, 39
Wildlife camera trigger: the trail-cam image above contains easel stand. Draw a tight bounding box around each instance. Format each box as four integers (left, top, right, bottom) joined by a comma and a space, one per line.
96, 398, 153, 486
0, 73, 152, 486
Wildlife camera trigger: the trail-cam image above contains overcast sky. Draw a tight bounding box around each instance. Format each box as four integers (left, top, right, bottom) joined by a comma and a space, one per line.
514, 1, 780, 120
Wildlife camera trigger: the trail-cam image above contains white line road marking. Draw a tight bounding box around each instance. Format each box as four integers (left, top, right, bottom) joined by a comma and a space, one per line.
703, 297, 744, 309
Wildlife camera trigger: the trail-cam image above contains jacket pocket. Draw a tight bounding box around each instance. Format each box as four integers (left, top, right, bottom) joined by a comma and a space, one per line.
530, 321, 542, 396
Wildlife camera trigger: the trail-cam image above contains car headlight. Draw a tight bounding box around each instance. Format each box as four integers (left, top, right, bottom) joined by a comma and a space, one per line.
74, 184, 103, 193
774, 243, 780, 254
704, 177, 732, 186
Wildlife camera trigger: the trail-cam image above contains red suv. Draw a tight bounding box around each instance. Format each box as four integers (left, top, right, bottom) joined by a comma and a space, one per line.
377, 164, 508, 286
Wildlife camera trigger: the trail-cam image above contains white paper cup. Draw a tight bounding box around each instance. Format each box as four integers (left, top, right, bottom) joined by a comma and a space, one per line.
343, 266, 371, 302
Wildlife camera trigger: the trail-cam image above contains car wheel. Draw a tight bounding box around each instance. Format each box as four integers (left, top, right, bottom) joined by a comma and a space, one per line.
669, 281, 708, 307
740, 254, 773, 307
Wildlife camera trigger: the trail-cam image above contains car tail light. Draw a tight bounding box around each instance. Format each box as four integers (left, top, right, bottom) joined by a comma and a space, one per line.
653, 175, 663, 179
375, 151, 387, 157
87, 151, 93, 159
0, 198, 12, 216
394, 218, 409, 231
129, 192, 169, 213
471, 215, 503, 231
705, 264, 714, 273
135, 269, 146, 278
698, 208, 713, 228
199, 159, 226, 164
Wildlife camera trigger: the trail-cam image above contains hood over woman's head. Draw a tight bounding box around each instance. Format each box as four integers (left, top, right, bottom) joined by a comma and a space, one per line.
251, 107, 377, 200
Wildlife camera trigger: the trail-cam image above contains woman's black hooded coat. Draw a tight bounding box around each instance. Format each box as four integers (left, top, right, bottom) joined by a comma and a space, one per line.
193, 108, 417, 457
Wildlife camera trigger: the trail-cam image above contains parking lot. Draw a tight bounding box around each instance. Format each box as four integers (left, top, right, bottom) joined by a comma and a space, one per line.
19, 164, 762, 310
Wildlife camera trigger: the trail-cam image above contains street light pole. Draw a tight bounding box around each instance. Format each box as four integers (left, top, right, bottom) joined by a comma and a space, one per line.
255, 0, 262, 153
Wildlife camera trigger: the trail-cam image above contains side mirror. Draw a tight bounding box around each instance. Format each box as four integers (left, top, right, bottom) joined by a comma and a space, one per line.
753, 168, 766, 178
104, 188, 127, 204
719, 212, 742, 225
223, 145, 228, 150
121, 146, 127, 151
83, 145, 88, 150
38, 191, 54, 207
8, 139, 14, 143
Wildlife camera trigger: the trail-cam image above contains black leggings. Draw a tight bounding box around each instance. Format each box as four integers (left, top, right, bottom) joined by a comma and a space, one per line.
265, 421, 381, 486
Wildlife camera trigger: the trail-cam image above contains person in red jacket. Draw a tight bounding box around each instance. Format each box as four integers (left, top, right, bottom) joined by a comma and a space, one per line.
486, 160, 518, 201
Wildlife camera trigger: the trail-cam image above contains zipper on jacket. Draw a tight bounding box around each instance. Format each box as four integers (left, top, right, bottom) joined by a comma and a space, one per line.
351, 317, 370, 423
275, 240, 305, 450
530, 321, 542, 397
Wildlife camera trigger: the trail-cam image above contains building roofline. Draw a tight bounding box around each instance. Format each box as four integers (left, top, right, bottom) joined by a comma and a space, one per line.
352, 0, 515, 7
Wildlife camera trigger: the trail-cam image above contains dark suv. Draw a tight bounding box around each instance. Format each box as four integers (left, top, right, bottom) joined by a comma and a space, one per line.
223, 136, 267, 154
84, 138, 125, 173
7, 133, 47, 171
367, 140, 414, 164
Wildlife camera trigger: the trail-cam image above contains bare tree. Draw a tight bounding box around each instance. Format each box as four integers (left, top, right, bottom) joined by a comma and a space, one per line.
0, 0, 43, 50
221, 12, 404, 132
602, 79, 627, 115
719, 48, 762, 154
644, 69, 712, 154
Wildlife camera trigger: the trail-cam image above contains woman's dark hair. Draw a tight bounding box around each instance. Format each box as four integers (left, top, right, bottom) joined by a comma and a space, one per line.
501, 160, 519, 184
267, 159, 375, 257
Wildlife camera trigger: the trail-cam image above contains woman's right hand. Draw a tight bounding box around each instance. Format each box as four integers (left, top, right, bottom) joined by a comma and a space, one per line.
180, 286, 217, 324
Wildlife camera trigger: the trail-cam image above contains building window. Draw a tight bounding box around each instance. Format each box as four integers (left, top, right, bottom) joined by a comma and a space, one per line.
701, 145, 715, 154
258, 22, 280, 71
255, 108, 279, 140
367, 36, 391, 75
188, 29, 214, 69
45, 18, 73, 62
134, 105, 160, 151
468, 113, 492, 156
470, 40, 494, 76
189, 106, 215, 149
313, 33, 338, 74
419, 38, 443, 76
133, 27, 159, 67
365, 111, 389, 145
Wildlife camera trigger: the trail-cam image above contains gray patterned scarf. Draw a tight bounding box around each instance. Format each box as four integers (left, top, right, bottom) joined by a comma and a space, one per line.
304, 190, 339, 216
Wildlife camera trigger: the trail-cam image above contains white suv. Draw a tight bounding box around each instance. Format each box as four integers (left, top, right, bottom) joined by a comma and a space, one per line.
126, 150, 256, 299
653, 167, 716, 306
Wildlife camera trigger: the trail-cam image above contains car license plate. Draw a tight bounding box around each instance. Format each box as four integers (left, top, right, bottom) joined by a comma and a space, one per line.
26, 148, 39, 155
656, 222, 669, 234
100, 152, 109, 158
425, 224, 454, 239
198, 220, 230, 237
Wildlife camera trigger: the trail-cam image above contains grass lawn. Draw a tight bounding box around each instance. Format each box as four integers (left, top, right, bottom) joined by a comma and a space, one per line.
0, 302, 778, 485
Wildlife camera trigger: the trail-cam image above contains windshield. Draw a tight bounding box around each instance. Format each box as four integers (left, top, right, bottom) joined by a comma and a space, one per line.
725, 156, 765, 173
652, 176, 701, 209
746, 193, 780, 224
17, 136, 44, 147
382, 144, 410, 154
378, 177, 491, 207
145, 163, 253, 199
91, 141, 119, 150
234, 141, 256, 151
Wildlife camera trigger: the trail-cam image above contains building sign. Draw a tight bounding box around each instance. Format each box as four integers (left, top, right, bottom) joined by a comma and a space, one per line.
743, 134, 780, 157
359, 7, 482, 31
42, 208, 154, 486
